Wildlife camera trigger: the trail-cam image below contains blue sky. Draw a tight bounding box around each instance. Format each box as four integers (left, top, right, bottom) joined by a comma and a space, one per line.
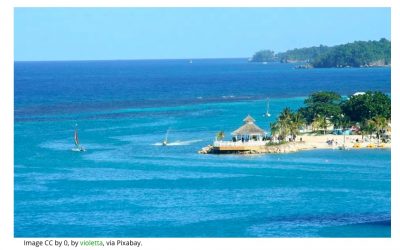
14, 8, 390, 61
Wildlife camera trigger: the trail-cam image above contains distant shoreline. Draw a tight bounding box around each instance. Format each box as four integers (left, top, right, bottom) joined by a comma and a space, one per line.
14, 57, 249, 63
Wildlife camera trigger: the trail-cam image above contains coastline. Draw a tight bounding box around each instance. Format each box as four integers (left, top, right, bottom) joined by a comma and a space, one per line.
199, 135, 391, 154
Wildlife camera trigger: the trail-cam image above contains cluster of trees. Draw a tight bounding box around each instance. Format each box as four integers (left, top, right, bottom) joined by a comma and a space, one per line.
277, 45, 330, 63
270, 91, 391, 143
312, 38, 391, 68
270, 108, 305, 142
251, 50, 276, 62
250, 38, 391, 68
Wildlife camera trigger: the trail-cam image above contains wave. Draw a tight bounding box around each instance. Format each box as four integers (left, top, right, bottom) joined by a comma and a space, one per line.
39, 140, 114, 151
152, 139, 203, 146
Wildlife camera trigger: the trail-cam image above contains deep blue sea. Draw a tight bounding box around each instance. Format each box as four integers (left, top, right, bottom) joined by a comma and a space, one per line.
14, 59, 391, 237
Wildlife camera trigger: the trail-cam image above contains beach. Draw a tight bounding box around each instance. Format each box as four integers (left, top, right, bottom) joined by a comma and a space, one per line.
300, 134, 390, 149
199, 134, 390, 154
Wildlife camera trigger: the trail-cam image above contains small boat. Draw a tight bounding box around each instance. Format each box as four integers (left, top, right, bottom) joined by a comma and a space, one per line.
72, 125, 86, 152
162, 129, 170, 146
264, 98, 271, 117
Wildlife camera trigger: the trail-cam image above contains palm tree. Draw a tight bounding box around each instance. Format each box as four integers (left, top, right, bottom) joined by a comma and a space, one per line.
279, 107, 292, 121
360, 120, 374, 141
368, 116, 388, 145
277, 107, 292, 141
216, 131, 225, 141
270, 122, 279, 137
312, 115, 327, 134
289, 112, 305, 140
270, 121, 280, 142
271, 108, 307, 143
340, 115, 351, 131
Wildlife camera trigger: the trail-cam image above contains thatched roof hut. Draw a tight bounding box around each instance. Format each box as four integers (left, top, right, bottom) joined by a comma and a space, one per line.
232, 115, 265, 137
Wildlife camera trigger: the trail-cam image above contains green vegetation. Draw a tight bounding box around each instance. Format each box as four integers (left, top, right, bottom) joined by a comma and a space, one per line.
216, 131, 225, 141
251, 38, 391, 68
367, 116, 389, 145
313, 38, 391, 68
341, 91, 391, 122
298, 92, 342, 125
251, 50, 275, 62
270, 107, 305, 142
270, 91, 390, 142
277, 45, 330, 62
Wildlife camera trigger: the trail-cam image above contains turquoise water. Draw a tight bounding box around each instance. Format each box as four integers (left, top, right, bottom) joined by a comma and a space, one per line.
14, 60, 390, 237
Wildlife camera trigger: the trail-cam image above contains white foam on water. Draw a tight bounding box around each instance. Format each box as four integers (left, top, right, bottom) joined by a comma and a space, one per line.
39, 140, 114, 151
153, 139, 203, 146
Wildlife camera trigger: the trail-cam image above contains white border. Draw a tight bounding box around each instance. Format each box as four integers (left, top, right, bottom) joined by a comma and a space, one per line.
1, 1, 398, 250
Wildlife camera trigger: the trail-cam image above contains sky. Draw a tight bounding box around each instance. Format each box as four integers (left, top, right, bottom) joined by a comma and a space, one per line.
14, 8, 391, 61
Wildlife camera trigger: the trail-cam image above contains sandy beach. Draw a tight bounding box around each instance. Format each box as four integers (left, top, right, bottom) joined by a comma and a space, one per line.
299, 134, 391, 150
199, 134, 390, 154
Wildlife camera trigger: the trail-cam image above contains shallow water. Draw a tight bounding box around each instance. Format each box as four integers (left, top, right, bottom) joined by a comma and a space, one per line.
14, 59, 390, 237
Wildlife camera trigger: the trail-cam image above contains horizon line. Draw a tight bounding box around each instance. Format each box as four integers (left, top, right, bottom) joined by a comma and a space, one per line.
14, 37, 391, 63
14, 56, 250, 63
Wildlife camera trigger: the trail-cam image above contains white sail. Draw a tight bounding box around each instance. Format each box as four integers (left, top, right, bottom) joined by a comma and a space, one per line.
74, 129, 79, 146
265, 98, 271, 117
162, 129, 170, 146
72, 124, 86, 152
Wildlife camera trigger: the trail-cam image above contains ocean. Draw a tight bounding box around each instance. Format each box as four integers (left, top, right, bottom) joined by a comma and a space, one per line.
14, 59, 391, 237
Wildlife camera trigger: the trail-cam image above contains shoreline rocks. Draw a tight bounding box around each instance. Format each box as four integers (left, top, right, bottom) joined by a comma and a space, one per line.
198, 142, 315, 155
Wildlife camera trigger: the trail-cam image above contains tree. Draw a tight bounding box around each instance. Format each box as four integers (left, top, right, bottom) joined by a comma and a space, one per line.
270, 122, 280, 141
251, 39, 390, 67
312, 39, 391, 68
341, 91, 391, 123
289, 112, 305, 139
278, 107, 292, 139
299, 91, 342, 124
310, 115, 328, 134
277, 45, 330, 62
216, 131, 225, 141
251, 50, 275, 62
270, 108, 305, 142
360, 120, 375, 141
337, 114, 351, 131
367, 116, 388, 146
269, 108, 292, 142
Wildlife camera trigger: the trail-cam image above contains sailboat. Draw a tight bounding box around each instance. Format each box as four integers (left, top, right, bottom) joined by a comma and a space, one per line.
264, 98, 271, 117
72, 125, 86, 152
162, 129, 170, 146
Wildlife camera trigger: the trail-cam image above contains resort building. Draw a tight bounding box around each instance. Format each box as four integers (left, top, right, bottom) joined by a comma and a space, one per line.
232, 115, 266, 142
213, 115, 267, 150
353, 92, 366, 96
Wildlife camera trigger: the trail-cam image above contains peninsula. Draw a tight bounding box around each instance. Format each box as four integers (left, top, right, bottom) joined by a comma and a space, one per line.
199, 91, 391, 154
250, 38, 391, 68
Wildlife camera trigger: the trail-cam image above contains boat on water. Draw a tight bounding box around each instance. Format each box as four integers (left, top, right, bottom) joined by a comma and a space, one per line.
264, 98, 271, 117
72, 125, 86, 152
162, 129, 170, 146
